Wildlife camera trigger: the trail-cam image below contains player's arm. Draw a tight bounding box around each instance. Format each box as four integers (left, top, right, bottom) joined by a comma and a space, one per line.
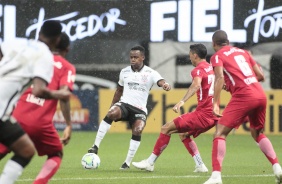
59, 85, 72, 145
173, 76, 201, 113
157, 79, 171, 91
213, 66, 224, 117
110, 85, 123, 107
253, 64, 265, 82
32, 77, 71, 100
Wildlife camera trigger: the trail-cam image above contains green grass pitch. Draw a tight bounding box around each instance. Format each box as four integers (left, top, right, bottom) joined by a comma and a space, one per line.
2, 132, 282, 184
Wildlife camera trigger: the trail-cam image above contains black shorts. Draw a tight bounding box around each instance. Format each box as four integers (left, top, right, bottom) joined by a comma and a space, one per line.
115, 102, 147, 126
0, 118, 25, 147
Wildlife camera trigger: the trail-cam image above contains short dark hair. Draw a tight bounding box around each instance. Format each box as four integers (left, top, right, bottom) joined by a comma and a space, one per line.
212, 30, 229, 46
189, 44, 207, 59
40, 20, 62, 38
131, 45, 145, 55
56, 32, 70, 51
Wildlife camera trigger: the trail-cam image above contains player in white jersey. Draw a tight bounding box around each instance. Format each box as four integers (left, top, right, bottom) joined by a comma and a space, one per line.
88, 45, 171, 169
0, 20, 71, 184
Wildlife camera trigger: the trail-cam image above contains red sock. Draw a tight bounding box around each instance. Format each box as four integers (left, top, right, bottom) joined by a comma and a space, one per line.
182, 137, 199, 156
257, 134, 278, 165
33, 156, 62, 184
212, 137, 226, 172
152, 133, 171, 156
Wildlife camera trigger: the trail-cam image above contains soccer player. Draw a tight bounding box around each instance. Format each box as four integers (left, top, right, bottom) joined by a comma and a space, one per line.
87, 45, 171, 169
0, 21, 71, 184
203, 30, 282, 184
132, 44, 218, 172
0, 32, 76, 184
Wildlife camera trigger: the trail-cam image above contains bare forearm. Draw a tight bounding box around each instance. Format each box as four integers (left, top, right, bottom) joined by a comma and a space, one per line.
181, 85, 200, 102
213, 76, 224, 105
60, 99, 71, 126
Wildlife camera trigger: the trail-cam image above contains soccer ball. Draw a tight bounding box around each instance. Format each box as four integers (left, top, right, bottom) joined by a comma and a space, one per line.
81, 153, 100, 169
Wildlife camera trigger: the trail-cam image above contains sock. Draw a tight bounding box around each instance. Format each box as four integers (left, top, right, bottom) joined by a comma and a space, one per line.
0, 159, 24, 184
125, 139, 140, 166
150, 133, 170, 163
33, 156, 61, 184
182, 138, 203, 166
94, 120, 111, 148
257, 134, 278, 165
273, 163, 282, 174
147, 153, 158, 165
212, 137, 226, 172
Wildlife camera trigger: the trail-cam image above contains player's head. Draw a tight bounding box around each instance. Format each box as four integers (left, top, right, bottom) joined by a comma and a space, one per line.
189, 44, 207, 66
39, 20, 62, 51
212, 30, 229, 51
130, 45, 145, 70
56, 32, 70, 58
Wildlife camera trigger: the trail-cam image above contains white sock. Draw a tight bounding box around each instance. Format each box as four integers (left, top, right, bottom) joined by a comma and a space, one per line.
147, 153, 158, 165
94, 120, 111, 148
273, 163, 282, 174
0, 159, 24, 184
193, 153, 204, 166
125, 139, 140, 166
211, 171, 221, 179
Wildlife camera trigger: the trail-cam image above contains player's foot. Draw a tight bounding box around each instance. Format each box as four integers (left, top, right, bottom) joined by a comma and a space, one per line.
120, 162, 130, 170
203, 177, 222, 184
194, 164, 208, 173
132, 159, 154, 172
273, 163, 282, 184
88, 145, 98, 154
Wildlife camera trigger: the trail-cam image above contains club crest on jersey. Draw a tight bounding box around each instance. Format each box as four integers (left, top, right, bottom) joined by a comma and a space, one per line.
141, 74, 148, 82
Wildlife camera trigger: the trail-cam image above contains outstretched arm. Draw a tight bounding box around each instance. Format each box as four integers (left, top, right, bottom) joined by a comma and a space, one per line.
157, 79, 171, 91
173, 77, 201, 113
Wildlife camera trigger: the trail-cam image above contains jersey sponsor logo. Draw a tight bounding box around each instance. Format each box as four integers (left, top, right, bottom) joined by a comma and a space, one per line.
244, 76, 258, 85
128, 82, 146, 92
25, 93, 45, 106
53, 61, 62, 69
223, 48, 245, 56
204, 65, 213, 73
67, 70, 76, 83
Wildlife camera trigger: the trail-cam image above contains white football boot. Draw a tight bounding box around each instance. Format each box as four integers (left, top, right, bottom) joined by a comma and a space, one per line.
194, 164, 208, 173
132, 159, 154, 172
273, 163, 282, 184
203, 177, 222, 184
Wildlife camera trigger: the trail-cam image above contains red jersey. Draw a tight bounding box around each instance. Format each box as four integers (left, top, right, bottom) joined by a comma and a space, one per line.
12, 54, 76, 124
191, 61, 214, 112
210, 46, 265, 99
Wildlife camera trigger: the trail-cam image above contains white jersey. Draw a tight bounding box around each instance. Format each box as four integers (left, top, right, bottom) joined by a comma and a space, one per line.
0, 39, 54, 120
118, 65, 164, 114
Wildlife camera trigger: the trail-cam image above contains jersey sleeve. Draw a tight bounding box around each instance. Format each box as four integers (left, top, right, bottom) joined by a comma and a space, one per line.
152, 70, 164, 83
33, 51, 54, 84
118, 70, 124, 86
59, 62, 76, 91
191, 68, 204, 79
245, 51, 256, 67
210, 54, 223, 67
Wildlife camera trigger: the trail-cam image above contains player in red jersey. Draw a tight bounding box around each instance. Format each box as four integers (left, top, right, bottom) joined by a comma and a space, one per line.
0, 32, 76, 184
204, 30, 282, 184
132, 44, 218, 172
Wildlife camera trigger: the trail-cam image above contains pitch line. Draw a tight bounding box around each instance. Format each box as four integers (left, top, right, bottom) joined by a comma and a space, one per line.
17, 174, 275, 182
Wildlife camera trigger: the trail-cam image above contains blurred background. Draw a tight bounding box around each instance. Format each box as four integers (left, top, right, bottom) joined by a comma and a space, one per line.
1, 0, 282, 134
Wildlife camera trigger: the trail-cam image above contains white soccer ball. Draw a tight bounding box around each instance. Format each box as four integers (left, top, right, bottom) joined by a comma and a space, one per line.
81, 153, 100, 169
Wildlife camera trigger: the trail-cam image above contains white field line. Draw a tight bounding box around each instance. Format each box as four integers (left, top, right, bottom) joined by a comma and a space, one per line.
17, 174, 275, 182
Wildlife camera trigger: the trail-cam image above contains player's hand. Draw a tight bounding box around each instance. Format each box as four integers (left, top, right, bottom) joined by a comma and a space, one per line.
173, 101, 184, 113
57, 88, 72, 101
222, 84, 229, 91
213, 104, 222, 117
163, 82, 171, 91
61, 125, 72, 146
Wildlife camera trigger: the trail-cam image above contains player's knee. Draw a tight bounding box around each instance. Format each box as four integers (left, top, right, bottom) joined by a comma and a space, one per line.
178, 133, 187, 141
48, 151, 63, 159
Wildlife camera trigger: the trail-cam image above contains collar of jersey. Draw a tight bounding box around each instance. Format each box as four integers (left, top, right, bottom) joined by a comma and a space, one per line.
131, 64, 145, 72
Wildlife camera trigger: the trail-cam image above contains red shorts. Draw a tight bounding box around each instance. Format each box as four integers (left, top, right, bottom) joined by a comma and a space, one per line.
20, 121, 62, 156
219, 97, 266, 130
174, 111, 217, 138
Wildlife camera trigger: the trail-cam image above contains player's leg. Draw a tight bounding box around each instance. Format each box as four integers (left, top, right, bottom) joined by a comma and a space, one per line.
120, 119, 145, 169
28, 124, 63, 184
0, 143, 11, 160
88, 103, 124, 154
0, 120, 35, 184
132, 120, 178, 171
249, 99, 282, 184
179, 133, 208, 173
